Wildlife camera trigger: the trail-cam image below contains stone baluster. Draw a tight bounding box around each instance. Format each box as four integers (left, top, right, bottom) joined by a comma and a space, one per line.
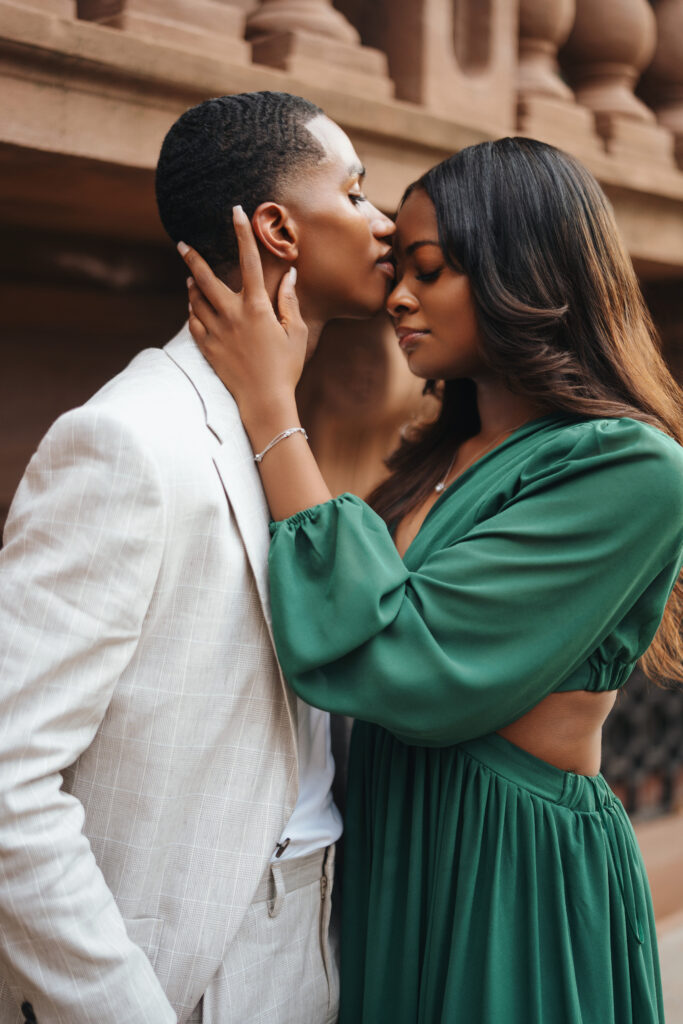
339, 0, 516, 136
516, 0, 600, 157
77, 0, 249, 62
518, 0, 575, 101
245, 0, 393, 99
560, 0, 674, 166
638, 0, 683, 169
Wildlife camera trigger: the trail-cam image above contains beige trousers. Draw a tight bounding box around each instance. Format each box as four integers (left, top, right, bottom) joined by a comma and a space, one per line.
186, 847, 338, 1024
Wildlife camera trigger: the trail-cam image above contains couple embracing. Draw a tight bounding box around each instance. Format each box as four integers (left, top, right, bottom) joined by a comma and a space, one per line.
0, 90, 681, 1024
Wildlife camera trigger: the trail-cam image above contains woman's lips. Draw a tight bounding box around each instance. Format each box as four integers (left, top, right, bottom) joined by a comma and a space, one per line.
397, 328, 429, 350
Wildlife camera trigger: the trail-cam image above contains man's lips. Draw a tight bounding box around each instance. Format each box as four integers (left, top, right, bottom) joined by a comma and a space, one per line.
375, 252, 395, 278
396, 327, 429, 350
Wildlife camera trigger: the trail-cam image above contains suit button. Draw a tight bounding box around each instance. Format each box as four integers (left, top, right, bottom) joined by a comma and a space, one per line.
21, 1002, 37, 1023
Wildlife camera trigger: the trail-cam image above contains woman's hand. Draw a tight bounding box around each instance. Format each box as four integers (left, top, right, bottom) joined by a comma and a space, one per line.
178, 208, 331, 520
177, 206, 308, 426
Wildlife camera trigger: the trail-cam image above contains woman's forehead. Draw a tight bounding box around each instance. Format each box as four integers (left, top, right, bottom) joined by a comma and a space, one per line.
393, 191, 439, 253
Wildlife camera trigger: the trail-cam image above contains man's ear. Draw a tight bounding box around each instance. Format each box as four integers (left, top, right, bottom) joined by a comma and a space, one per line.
251, 202, 299, 262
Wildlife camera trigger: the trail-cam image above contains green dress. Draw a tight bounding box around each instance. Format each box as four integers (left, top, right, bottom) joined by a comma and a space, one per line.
268, 415, 683, 1024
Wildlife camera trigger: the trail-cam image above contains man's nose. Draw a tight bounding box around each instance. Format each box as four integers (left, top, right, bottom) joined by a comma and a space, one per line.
368, 204, 395, 238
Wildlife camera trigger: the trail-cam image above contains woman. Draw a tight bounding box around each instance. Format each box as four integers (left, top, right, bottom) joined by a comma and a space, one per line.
180, 138, 683, 1023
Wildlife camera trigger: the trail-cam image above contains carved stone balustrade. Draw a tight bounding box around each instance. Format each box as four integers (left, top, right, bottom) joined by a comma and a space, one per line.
77, 0, 249, 62
560, 0, 675, 166
639, 0, 683, 169
516, 0, 600, 158
245, 0, 393, 99
340, 0, 516, 136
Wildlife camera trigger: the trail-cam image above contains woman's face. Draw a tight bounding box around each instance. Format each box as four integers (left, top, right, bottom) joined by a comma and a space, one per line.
387, 189, 484, 381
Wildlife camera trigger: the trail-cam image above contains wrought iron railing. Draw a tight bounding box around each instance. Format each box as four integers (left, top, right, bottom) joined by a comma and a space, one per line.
602, 668, 683, 818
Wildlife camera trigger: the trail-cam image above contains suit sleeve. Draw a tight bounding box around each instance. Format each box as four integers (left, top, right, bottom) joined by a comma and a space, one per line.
268, 420, 683, 746
0, 407, 176, 1023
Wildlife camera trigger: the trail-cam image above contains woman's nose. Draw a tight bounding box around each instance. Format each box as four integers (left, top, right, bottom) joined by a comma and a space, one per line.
387, 280, 418, 317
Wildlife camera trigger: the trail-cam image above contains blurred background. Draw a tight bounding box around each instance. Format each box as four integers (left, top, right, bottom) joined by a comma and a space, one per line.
1, 0, 683, 1009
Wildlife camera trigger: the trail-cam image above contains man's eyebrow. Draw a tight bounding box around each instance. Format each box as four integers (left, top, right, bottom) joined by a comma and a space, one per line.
348, 162, 366, 180
405, 240, 441, 255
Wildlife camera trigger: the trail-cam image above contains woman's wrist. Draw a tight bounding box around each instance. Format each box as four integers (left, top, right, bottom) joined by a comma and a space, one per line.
253, 426, 309, 464
240, 393, 301, 454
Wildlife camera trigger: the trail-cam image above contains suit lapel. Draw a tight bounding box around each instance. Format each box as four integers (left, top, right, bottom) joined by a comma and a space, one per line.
164, 325, 298, 794
163, 327, 274, 635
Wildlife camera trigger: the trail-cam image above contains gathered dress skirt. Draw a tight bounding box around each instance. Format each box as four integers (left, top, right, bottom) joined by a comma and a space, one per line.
339, 724, 664, 1024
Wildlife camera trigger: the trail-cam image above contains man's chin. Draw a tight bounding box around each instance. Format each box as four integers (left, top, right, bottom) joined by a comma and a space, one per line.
340, 298, 388, 321
331, 280, 391, 321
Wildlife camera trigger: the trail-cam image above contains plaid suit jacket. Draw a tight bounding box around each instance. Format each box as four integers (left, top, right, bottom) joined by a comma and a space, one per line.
0, 327, 299, 1023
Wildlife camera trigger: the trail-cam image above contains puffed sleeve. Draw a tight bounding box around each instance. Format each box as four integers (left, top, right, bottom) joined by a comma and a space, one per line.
268, 419, 683, 746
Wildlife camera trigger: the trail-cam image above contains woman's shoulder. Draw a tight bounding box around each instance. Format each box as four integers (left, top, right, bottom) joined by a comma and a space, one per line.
516, 415, 683, 521
530, 415, 683, 473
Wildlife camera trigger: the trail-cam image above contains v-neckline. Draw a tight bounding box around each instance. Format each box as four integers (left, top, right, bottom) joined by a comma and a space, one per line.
398, 414, 569, 562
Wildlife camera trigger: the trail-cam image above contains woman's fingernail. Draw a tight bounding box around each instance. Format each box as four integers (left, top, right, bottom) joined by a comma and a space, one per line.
177, 241, 190, 256
233, 205, 246, 222
289, 267, 297, 286
186, 276, 194, 288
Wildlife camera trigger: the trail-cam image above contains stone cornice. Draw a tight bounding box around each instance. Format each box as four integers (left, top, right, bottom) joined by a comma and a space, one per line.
1, 2, 683, 270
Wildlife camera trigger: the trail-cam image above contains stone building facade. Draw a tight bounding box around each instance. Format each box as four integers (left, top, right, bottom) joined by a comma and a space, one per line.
1, 0, 683, 929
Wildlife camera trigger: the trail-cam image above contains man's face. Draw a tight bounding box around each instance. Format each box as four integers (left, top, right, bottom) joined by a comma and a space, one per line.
281, 115, 395, 321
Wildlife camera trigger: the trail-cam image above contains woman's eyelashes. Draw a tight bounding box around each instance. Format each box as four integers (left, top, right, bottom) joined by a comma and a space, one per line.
392, 256, 444, 285
349, 192, 367, 205
415, 266, 443, 283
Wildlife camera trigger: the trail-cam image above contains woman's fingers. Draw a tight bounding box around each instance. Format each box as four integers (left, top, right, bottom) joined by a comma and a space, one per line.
276, 267, 308, 347
187, 277, 220, 333
187, 306, 208, 346
177, 242, 235, 312
232, 206, 267, 300
177, 216, 269, 311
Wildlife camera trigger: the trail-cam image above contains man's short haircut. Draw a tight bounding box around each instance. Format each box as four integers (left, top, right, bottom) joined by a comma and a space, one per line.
155, 91, 326, 271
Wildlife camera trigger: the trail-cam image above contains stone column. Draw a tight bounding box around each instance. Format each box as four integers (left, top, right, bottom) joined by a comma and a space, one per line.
347, 0, 517, 137
516, 0, 600, 158
76, 0, 249, 61
560, 0, 674, 166
638, 0, 683, 169
245, 0, 393, 99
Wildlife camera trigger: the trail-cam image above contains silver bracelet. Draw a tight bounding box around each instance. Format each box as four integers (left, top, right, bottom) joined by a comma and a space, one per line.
253, 427, 308, 464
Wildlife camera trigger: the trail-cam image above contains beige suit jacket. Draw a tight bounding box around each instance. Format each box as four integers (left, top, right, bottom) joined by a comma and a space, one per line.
0, 327, 299, 1023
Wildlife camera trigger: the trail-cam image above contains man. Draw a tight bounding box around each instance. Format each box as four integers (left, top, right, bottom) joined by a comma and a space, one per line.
0, 91, 393, 1024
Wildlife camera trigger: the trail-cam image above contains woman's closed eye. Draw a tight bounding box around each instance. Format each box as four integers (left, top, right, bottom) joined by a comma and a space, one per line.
349, 192, 367, 205
415, 267, 443, 282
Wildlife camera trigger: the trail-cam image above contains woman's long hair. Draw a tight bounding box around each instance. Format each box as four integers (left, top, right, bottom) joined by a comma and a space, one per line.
368, 138, 683, 685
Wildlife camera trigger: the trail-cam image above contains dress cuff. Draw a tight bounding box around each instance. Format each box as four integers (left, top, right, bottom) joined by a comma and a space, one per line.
269, 493, 361, 535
